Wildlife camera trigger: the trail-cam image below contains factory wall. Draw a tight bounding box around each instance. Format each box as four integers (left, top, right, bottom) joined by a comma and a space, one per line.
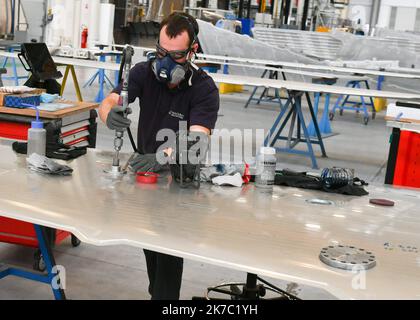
348, 0, 420, 32
377, 0, 420, 31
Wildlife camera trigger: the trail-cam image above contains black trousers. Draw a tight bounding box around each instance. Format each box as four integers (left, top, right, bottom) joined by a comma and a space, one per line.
143, 249, 184, 300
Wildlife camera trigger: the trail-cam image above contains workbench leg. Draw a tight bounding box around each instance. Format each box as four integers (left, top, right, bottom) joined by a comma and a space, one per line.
95, 69, 106, 102
84, 72, 98, 87
295, 96, 318, 169
307, 92, 320, 136
355, 82, 369, 124
244, 70, 267, 108
70, 66, 83, 102
244, 85, 259, 109
12, 57, 19, 86
264, 98, 292, 146
272, 105, 294, 147
34, 225, 66, 300
61, 66, 83, 102
60, 66, 70, 97
377, 75, 385, 91
104, 74, 114, 89
364, 80, 376, 117
319, 93, 332, 135
306, 92, 327, 158
1, 57, 8, 68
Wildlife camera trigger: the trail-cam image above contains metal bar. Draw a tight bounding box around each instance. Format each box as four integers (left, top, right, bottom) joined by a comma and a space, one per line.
245, 69, 268, 108
8, 268, 50, 284
295, 95, 318, 169
273, 136, 324, 145
264, 97, 292, 146
287, 109, 297, 149
83, 71, 99, 88
271, 103, 294, 147
33, 225, 66, 300
70, 65, 83, 102
60, 66, 70, 97
306, 91, 327, 157
0, 265, 10, 279
364, 80, 376, 113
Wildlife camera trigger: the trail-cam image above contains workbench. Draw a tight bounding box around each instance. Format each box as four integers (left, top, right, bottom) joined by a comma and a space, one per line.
0, 100, 98, 145
209, 72, 420, 169
0, 142, 419, 299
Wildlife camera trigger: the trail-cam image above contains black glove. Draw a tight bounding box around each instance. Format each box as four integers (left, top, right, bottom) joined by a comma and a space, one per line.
128, 152, 167, 173
106, 106, 132, 131
169, 131, 209, 188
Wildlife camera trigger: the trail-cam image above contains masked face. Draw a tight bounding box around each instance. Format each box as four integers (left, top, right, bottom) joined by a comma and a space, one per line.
152, 26, 195, 86
152, 52, 189, 85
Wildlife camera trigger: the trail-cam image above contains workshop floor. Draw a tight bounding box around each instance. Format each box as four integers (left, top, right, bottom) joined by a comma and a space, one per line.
0, 65, 394, 300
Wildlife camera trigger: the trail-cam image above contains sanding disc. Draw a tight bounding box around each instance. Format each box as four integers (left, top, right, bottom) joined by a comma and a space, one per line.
370, 199, 395, 206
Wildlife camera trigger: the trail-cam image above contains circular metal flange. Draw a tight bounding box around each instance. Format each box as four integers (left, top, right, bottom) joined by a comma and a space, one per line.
319, 245, 376, 271
103, 165, 126, 177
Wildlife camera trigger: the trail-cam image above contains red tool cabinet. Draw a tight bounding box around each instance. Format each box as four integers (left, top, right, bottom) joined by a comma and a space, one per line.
386, 129, 420, 188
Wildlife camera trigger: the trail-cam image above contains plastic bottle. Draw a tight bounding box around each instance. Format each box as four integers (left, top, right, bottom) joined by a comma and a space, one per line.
27, 120, 46, 156
255, 147, 277, 190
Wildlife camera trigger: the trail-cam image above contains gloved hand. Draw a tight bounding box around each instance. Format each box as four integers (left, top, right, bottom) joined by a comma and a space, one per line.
106, 106, 132, 131
128, 152, 167, 173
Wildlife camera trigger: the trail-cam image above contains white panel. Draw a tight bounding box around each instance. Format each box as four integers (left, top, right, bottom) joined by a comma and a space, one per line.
394, 7, 416, 31
72, 0, 81, 49
88, 0, 101, 48
80, 0, 90, 29
377, 4, 391, 27
62, 0, 75, 46
98, 3, 115, 46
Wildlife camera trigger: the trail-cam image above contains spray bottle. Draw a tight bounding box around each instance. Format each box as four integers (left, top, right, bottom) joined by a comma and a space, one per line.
22, 103, 46, 156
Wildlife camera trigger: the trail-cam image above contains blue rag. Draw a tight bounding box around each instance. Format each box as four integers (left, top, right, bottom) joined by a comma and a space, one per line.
40, 93, 59, 103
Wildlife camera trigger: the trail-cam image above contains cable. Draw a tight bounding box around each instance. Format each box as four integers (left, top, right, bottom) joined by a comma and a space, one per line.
256, 276, 301, 300
117, 47, 137, 153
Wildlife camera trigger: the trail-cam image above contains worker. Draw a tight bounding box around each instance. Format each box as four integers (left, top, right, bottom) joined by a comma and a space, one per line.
98, 13, 220, 299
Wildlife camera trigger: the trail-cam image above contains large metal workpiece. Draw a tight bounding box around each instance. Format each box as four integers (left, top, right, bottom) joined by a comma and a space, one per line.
0, 142, 419, 299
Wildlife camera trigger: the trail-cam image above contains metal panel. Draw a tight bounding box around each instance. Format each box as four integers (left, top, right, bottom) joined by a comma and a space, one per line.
0, 143, 420, 299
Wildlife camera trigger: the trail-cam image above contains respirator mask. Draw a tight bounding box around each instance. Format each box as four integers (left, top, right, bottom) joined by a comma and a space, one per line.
151, 43, 192, 86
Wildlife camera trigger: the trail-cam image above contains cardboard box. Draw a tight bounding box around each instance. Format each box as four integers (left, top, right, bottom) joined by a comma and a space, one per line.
0, 93, 11, 107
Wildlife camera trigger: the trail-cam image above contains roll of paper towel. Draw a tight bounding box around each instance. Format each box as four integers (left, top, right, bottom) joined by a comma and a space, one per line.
72, 0, 81, 49
88, 0, 101, 48
99, 3, 115, 46
80, 0, 90, 28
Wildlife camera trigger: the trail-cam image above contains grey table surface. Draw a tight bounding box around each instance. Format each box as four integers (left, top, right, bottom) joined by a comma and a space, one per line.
0, 142, 419, 299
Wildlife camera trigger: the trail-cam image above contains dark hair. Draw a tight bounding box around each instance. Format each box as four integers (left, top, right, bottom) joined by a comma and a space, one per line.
160, 12, 199, 47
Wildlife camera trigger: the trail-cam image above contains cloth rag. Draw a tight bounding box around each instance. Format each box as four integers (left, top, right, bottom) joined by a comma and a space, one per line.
212, 173, 244, 187
27, 153, 73, 176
